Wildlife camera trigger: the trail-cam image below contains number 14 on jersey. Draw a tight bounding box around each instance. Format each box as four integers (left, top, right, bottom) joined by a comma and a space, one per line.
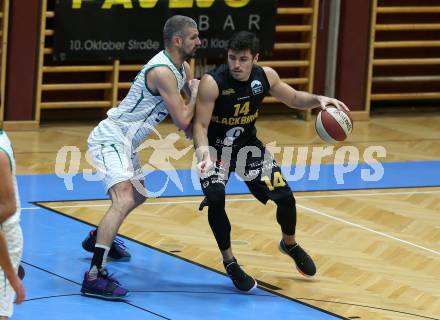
233, 101, 250, 116
261, 172, 286, 191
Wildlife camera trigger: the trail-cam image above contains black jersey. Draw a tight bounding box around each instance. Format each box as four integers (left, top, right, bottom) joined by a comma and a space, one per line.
207, 64, 270, 151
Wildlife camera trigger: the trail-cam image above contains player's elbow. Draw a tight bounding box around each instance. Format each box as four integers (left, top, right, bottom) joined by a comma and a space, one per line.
172, 108, 194, 131
176, 118, 192, 131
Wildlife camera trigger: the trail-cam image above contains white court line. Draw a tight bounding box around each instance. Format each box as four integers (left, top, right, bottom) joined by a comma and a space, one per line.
22, 188, 440, 211
22, 188, 440, 256
297, 189, 440, 199
297, 204, 440, 256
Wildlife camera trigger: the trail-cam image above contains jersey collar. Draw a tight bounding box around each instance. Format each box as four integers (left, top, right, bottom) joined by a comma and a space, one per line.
163, 50, 184, 77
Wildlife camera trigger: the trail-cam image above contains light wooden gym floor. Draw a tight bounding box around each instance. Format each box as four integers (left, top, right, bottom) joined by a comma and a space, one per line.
9, 113, 440, 320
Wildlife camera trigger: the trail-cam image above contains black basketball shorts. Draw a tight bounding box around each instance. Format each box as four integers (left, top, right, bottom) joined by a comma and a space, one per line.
200, 142, 292, 204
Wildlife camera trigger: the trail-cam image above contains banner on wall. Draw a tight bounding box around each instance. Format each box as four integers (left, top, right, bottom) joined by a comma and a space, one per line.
53, 0, 278, 62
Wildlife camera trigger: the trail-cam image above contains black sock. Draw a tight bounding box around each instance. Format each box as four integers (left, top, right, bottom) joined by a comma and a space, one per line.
283, 240, 298, 251
90, 246, 106, 270
223, 257, 236, 265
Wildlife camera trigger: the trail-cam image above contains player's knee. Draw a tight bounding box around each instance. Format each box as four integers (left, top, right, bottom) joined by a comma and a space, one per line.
274, 193, 296, 210
111, 190, 138, 214
112, 196, 137, 214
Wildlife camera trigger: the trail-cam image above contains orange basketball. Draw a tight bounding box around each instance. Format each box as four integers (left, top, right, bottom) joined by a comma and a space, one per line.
315, 107, 353, 143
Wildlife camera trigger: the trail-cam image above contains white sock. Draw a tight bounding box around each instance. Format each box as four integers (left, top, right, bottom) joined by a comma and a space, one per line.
88, 244, 110, 280
88, 265, 99, 280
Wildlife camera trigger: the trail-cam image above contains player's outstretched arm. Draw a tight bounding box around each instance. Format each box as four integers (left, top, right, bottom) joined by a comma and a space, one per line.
263, 66, 349, 111
154, 66, 199, 131
193, 74, 218, 174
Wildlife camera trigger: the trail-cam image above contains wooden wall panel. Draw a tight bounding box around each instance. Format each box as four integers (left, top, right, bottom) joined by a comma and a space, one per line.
35, 0, 320, 124
366, 0, 440, 113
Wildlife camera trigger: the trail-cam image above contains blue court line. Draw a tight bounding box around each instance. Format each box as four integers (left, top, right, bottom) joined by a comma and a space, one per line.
17, 160, 440, 204
15, 205, 344, 320
14, 160, 440, 319
16, 263, 163, 320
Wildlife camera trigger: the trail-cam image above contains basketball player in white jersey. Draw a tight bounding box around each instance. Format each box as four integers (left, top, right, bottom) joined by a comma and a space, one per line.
81, 15, 201, 299
0, 128, 25, 319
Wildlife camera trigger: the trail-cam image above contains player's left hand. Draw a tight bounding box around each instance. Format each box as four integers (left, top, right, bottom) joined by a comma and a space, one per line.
197, 157, 214, 177
316, 95, 350, 112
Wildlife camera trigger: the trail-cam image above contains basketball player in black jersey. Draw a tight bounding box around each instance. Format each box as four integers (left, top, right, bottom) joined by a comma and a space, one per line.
193, 31, 349, 292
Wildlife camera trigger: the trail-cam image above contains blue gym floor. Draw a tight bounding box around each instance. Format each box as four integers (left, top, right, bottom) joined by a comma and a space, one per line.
13, 161, 440, 320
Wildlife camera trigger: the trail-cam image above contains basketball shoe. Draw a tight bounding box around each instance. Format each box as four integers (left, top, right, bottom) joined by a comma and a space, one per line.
81, 268, 129, 300
279, 240, 316, 277
82, 229, 131, 261
224, 258, 257, 292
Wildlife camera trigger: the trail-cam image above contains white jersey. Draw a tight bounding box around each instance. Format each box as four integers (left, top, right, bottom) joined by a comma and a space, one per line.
0, 130, 20, 227
88, 50, 187, 150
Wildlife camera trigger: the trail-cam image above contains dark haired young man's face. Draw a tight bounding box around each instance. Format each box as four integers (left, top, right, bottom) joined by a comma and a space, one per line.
227, 49, 259, 81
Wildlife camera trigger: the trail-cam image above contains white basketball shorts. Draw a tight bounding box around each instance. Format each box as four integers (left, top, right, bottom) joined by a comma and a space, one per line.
88, 143, 144, 193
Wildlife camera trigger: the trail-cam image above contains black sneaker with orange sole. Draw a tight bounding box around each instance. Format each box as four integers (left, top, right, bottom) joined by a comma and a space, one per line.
279, 240, 316, 277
